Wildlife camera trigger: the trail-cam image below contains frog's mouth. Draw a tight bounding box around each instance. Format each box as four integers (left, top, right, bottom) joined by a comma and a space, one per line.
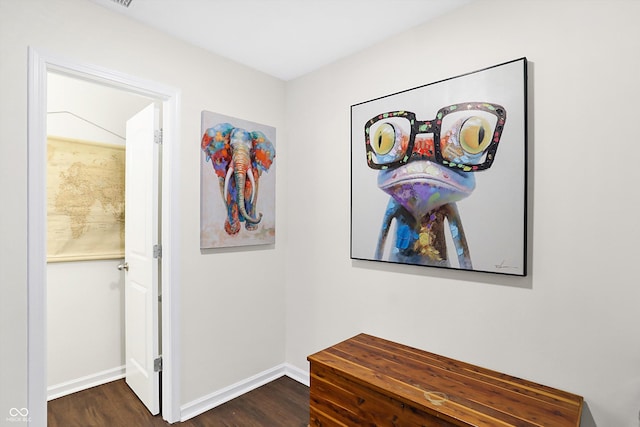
377, 160, 475, 220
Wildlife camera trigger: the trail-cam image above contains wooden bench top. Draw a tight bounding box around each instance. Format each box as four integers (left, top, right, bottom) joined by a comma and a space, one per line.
308, 333, 583, 426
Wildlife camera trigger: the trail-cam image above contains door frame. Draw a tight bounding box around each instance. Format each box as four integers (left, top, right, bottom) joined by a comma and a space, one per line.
27, 47, 181, 425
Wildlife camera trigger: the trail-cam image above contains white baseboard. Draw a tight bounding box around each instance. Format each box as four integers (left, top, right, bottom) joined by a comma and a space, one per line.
47, 365, 126, 401
284, 363, 310, 386
180, 363, 310, 422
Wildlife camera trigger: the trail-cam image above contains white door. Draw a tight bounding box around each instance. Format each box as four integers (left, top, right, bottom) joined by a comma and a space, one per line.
123, 103, 161, 415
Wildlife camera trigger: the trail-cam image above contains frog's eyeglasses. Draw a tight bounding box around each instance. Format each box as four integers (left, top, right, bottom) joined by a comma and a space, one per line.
364, 103, 506, 171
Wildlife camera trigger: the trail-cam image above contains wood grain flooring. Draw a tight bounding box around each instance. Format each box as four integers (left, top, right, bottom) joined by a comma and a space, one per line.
47, 376, 309, 427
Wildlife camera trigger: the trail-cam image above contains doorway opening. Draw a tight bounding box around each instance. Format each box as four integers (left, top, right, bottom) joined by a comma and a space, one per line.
27, 48, 181, 425
46, 72, 160, 414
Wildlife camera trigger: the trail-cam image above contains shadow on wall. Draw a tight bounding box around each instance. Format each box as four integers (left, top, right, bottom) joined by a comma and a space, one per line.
581, 401, 597, 427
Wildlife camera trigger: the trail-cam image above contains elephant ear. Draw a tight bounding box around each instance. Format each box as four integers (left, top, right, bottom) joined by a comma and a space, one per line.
202, 123, 234, 178
250, 130, 275, 173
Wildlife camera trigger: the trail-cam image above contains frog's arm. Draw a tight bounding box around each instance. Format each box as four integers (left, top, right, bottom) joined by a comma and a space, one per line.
443, 203, 472, 269
375, 199, 400, 260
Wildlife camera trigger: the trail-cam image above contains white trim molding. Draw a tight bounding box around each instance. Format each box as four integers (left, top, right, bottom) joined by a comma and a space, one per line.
27, 46, 48, 427
47, 366, 126, 401
27, 47, 182, 426
284, 363, 310, 387
180, 364, 310, 422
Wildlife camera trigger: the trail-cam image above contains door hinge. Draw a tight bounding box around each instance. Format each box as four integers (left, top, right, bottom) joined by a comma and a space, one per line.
153, 244, 162, 259
154, 356, 162, 372
154, 129, 163, 144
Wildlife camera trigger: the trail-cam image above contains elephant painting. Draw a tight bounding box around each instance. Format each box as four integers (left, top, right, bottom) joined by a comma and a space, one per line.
200, 112, 276, 248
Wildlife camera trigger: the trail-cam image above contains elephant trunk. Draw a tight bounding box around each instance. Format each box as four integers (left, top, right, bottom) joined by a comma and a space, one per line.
235, 168, 262, 224
224, 155, 263, 225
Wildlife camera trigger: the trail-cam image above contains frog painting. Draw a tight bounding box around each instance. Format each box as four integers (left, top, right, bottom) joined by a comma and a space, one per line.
365, 103, 505, 269
350, 58, 527, 276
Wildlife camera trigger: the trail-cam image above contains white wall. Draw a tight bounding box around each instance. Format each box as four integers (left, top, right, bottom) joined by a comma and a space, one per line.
284, 1, 640, 426
46, 73, 152, 397
2, 1, 639, 426
0, 0, 287, 422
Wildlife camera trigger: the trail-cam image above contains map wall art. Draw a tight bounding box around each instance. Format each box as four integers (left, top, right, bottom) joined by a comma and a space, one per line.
351, 58, 528, 276
47, 136, 125, 262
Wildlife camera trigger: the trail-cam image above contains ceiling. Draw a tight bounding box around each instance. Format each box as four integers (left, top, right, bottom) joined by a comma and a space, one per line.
88, 0, 472, 81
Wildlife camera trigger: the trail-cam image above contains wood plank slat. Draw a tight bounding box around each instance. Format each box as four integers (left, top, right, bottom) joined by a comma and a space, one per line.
353, 334, 581, 407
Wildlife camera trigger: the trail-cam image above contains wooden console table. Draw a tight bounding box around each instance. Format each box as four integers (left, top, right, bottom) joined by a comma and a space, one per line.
308, 334, 583, 426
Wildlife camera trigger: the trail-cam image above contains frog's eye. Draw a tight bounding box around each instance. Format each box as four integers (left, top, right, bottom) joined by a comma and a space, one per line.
459, 116, 491, 154
372, 123, 396, 155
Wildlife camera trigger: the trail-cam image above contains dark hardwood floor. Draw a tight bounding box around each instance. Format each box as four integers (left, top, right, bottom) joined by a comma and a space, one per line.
48, 376, 310, 427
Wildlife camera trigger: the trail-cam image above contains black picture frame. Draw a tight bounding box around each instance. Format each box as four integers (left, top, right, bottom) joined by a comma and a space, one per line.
351, 57, 528, 276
